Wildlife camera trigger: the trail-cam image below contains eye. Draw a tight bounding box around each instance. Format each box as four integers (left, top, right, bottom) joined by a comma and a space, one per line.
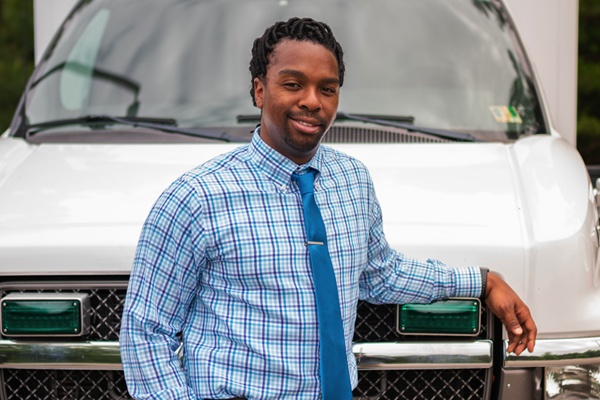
282, 82, 301, 89
322, 86, 338, 96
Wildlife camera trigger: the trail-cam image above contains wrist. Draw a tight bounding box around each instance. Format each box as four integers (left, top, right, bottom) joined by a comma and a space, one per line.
479, 268, 489, 300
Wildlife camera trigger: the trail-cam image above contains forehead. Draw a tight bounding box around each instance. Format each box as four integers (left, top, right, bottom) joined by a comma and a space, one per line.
267, 39, 339, 77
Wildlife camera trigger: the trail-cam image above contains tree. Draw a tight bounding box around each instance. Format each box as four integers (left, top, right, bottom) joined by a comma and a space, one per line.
576, 0, 600, 164
0, 0, 34, 131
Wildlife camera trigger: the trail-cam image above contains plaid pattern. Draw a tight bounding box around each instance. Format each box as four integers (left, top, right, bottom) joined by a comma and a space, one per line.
120, 130, 481, 399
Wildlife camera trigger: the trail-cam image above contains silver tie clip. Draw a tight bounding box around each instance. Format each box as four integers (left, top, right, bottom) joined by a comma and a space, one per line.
306, 241, 324, 246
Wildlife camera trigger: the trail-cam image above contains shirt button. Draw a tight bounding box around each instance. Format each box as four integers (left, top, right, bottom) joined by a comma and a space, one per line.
281, 184, 287, 191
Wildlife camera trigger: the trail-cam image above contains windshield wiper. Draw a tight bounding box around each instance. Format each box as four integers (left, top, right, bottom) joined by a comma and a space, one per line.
26, 115, 247, 142
336, 112, 479, 142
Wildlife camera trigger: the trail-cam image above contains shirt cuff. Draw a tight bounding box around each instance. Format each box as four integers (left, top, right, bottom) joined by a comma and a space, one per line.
453, 265, 483, 299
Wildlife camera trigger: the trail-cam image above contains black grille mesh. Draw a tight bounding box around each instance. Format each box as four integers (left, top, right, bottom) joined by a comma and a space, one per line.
354, 369, 487, 399
323, 125, 450, 144
353, 301, 490, 342
0, 285, 489, 400
1, 370, 130, 400
1, 369, 487, 400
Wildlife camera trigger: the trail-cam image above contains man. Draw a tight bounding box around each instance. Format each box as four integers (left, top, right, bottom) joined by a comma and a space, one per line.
120, 17, 536, 400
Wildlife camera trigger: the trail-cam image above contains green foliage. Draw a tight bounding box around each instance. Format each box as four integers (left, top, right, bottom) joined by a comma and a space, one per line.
577, 0, 600, 164
0, 0, 34, 131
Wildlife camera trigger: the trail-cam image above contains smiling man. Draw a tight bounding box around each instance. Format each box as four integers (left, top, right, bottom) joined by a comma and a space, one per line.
120, 17, 536, 400
252, 39, 341, 164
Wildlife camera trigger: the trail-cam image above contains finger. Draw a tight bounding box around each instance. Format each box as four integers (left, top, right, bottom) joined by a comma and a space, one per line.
506, 334, 521, 354
516, 334, 529, 355
502, 312, 524, 337
524, 321, 537, 353
503, 312, 527, 354
507, 333, 528, 355
506, 320, 535, 355
527, 336, 535, 353
506, 339, 517, 354
516, 307, 537, 353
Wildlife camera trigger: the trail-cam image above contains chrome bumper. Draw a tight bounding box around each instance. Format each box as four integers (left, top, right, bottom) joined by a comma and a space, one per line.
352, 341, 493, 369
0, 340, 122, 370
505, 336, 600, 368
0, 337, 599, 370
0, 339, 492, 370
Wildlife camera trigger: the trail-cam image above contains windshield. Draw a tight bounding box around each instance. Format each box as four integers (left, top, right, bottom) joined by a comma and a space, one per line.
19, 0, 546, 141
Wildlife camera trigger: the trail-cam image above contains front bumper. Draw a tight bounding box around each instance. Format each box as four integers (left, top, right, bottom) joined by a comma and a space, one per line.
504, 336, 600, 368
1, 336, 598, 370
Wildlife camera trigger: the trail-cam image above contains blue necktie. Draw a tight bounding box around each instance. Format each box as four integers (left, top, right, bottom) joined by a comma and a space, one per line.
293, 169, 352, 400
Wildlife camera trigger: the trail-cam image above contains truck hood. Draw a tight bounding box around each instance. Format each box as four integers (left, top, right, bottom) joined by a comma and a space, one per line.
0, 139, 587, 290
1, 136, 598, 335
1, 140, 514, 268
0, 140, 236, 275
0, 140, 522, 247
0, 137, 589, 277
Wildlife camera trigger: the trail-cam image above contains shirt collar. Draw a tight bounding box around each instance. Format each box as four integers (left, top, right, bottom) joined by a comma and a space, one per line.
246, 127, 325, 188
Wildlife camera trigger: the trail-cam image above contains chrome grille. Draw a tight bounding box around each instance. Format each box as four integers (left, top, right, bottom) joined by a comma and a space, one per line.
0, 283, 490, 399
323, 125, 450, 143
0, 286, 490, 342
354, 369, 488, 399
353, 301, 490, 342
0, 369, 487, 400
87, 288, 126, 341
1, 370, 130, 400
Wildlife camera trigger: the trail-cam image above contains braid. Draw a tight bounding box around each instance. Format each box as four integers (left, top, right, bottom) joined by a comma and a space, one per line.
249, 17, 345, 106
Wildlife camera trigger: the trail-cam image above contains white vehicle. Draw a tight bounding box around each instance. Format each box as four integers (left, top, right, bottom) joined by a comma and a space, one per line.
1, 0, 598, 399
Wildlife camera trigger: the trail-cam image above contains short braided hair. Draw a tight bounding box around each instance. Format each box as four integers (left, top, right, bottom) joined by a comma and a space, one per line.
249, 17, 345, 106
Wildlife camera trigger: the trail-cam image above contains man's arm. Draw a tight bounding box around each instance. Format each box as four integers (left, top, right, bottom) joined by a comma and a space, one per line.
120, 179, 203, 399
359, 166, 537, 352
484, 271, 537, 355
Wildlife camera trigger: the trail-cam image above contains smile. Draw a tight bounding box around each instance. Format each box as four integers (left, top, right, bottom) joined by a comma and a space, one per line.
297, 120, 318, 127
291, 118, 322, 134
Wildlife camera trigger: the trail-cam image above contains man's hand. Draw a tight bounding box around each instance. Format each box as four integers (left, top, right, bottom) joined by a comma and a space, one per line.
484, 272, 537, 356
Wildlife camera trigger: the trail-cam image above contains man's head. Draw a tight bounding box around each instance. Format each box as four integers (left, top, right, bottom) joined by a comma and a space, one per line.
249, 18, 345, 164
249, 17, 345, 107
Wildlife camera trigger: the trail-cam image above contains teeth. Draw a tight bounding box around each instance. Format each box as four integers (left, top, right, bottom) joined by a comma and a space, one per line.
298, 121, 316, 127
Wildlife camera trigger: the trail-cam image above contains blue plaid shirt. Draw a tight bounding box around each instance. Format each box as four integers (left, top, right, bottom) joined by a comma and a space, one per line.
120, 130, 482, 399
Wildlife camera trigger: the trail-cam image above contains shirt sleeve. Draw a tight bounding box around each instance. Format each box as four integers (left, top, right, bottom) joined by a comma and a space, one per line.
358, 176, 482, 304
120, 179, 204, 399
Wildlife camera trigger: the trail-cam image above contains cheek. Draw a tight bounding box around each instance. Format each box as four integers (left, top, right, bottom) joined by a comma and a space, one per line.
324, 97, 339, 115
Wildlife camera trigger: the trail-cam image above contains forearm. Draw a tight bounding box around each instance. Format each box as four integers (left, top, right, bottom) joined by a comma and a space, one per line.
359, 249, 482, 304
120, 309, 197, 399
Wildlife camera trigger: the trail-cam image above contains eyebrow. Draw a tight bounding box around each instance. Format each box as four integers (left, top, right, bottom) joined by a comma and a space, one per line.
278, 69, 340, 85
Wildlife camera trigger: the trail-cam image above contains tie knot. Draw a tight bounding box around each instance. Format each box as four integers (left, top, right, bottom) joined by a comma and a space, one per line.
293, 169, 317, 195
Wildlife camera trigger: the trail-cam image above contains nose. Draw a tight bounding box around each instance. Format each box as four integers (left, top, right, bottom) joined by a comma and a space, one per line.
298, 87, 321, 111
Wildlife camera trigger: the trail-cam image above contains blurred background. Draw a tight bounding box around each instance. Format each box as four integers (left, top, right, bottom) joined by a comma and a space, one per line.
1, 0, 599, 163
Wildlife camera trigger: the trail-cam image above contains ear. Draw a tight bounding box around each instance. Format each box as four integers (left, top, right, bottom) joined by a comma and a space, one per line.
253, 77, 265, 109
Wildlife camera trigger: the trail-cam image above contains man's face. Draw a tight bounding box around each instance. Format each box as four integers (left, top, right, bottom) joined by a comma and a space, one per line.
253, 39, 340, 165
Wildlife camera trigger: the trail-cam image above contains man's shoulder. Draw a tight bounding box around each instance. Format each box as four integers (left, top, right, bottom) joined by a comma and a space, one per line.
160, 145, 251, 198
320, 145, 371, 176
182, 145, 250, 181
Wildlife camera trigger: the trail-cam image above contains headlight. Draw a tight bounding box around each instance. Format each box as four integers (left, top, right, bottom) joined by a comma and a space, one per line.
1, 293, 90, 337
545, 365, 600, 399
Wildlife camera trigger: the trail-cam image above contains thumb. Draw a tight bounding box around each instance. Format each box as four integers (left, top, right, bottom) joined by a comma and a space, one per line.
506, 317, 523, 336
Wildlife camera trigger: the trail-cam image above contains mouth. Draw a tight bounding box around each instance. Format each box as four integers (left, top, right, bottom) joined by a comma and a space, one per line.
289, 116, 324, 135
